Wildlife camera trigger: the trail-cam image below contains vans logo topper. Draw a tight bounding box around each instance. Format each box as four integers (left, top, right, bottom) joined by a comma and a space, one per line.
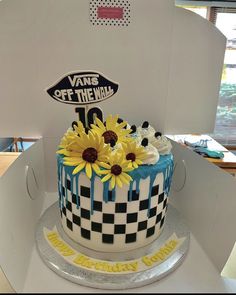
46, 71, 119, 105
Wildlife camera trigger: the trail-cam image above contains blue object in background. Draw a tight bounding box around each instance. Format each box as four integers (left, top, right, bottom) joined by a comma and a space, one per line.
193, 147, 224, 159
0, 138, 15, 152
184, 139, 209, 148
0, 138, 36, 152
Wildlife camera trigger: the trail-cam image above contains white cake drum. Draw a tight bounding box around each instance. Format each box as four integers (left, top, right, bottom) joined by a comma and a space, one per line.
58, 163, 172, 252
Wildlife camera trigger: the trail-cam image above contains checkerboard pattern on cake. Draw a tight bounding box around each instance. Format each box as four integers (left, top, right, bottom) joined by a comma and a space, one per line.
59, 171, 168, 246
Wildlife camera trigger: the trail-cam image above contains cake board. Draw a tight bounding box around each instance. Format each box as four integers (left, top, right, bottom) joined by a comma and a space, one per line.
35, 201, 190, 290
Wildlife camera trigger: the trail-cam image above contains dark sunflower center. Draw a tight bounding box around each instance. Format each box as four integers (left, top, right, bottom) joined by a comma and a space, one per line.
111, 164, 122, 176
102, 130, 118, 144
126, 153, 136, 162
82, 147, 98, 163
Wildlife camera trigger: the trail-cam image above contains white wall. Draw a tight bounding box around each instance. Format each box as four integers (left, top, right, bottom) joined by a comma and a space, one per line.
0, 0, 225, 140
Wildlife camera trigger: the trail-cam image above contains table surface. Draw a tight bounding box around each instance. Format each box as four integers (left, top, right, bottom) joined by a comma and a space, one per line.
167, 134, 236, 170
0, 152, 21, 177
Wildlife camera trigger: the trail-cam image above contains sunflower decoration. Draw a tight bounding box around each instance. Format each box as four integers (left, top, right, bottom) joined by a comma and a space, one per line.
90, 114, 131, 146
56, 129, 78, 156
100, 151, 134, 189
122, 139, 148, 169
63, 131, 111, 178
71, 121, 86, 136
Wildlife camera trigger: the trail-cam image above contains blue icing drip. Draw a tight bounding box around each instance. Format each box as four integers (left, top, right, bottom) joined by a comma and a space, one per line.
128, 154, 174, 216
129, 155, 173, 181
90, 174, 95, 214
168, 161, 174, 194
103, 181, 109, 203
128, 181, 134, 201
163, 159, 174, 195
64, 171, 68, 205
60, 163, 64, 208
57, 156, 64, 210
57, 181, 61, 208
75, 174, 79, 209
166, 167, 171, 194
136, 178, 140, 194
57, 154, 174, 216
57, 157, 62, 209
63, 164, 81, 208
70, 175, 73, 200
112, 188, 116, 201
148, 174, 156, 217
57, 158, 61, 182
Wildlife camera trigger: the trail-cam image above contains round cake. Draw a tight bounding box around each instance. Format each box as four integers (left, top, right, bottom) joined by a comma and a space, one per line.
57, 115, 174, 252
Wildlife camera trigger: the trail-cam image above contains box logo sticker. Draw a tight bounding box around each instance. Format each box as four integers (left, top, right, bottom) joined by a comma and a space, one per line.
90, 0, 130, 26
46, 71, 119, 105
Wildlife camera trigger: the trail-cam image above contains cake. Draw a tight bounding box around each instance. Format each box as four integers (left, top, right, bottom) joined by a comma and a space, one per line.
57, 115, 174, 252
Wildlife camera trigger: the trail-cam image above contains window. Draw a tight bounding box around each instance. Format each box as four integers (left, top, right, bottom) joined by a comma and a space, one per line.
210, 7, 236, 146
176, 2, 236, 148
177, 5, 208, 18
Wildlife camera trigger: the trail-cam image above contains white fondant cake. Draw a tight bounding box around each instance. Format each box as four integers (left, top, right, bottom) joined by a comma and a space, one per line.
57, 116, 174, 252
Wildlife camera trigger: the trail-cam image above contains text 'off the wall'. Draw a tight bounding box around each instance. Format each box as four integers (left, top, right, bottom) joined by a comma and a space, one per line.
46, 71, 119, 105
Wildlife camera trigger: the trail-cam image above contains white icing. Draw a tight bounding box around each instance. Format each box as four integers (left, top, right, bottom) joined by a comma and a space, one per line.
150, 135, 172, 155
128, 132, 142, 144
111, 142, 123, 154
125, 122, 131, 129
137, 124, 155, 139
142, 143, 160, 165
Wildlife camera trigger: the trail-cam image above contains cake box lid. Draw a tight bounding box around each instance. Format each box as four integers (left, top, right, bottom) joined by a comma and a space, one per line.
0, 0, 226, 137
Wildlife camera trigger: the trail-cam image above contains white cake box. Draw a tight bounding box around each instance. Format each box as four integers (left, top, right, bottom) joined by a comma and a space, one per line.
0, 0, 236, 292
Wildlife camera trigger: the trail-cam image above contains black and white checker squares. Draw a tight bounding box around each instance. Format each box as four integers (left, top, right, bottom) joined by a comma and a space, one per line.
59, 172, 168, 247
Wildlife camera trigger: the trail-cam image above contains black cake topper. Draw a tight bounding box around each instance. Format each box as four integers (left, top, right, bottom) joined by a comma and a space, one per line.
46, 71, 119, 105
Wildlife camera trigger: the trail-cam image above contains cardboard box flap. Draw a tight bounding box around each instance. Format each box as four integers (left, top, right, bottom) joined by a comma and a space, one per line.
0, 0, 226, 137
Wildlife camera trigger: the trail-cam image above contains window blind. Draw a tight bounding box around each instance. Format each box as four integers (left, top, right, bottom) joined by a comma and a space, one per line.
209, 7, 236, 23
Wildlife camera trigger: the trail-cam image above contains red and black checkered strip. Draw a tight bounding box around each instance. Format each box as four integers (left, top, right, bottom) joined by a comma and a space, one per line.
59, 176, 168, 245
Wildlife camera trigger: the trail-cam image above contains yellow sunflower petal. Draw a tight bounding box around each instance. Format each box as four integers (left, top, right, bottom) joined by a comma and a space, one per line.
106, 114, 118, 130
99, 155, 110, 162
74, 137, 87, 149
64, 162, 81, 166
116, 175, 123, 188
98, 162, 111, 169
95, 117, 106, 131
65, 152, 82, 157
92, 163, 101, 175
113, 152, 120, 163
56, 149, 69, 155
101, 173, 112, 182
119, 173, 131, 185
133, 162, 138, 169
72, 162, 86, 175
123, 167, 134, 172
64, 159, 83, 165
80, 134, 91, 147
121, 172, 133, 182
90, 124, 103, 135
64, 157, 83, 162
117, 121, 127, 129
135, 159, 143, 165
85, 163, 92, 179
99, 170, 111, 175
110, 175, 116, 189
